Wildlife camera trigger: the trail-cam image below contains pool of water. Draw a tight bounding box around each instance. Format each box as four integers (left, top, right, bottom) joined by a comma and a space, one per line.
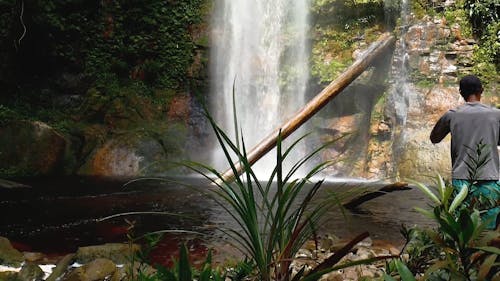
0, 175, 435, 262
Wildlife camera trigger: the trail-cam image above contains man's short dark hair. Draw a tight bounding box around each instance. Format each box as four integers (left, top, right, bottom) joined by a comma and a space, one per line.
459, 75, 482, 100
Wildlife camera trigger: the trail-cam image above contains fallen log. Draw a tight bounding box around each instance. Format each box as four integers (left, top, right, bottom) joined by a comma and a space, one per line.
342, 182, 411, 210
218, 32, 396, 183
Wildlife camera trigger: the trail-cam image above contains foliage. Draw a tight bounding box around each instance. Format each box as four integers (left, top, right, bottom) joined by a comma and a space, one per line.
387, 175, 500, 281
392, 141, 500, 280
180, 100, 390, 280
442, 5, 473, 39
0, 0, 205, 93
0, 104, 21, 126
464, 0, 499, 36
0, 0, 207, 141
310, 0, 388, 83
472, 21, 500, 83
130, 243, 226, 281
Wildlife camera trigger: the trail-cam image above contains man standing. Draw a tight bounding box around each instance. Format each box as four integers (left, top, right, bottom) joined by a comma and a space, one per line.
430, 74, 500, 229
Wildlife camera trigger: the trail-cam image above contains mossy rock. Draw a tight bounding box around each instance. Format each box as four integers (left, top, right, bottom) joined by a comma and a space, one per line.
62, 258, 117, 281
78, 122, 187, 177
396, 127, 451, 183
0, 121, 67, 177
75, 243, 140, 264
0, 271, 20, 281
0, 237, 24, 267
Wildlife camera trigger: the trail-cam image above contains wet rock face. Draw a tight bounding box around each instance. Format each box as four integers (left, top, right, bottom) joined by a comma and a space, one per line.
404, 17, 476, 83
363, 15, 490, 183
77, 135, 170, 177
0, 121, 67, 177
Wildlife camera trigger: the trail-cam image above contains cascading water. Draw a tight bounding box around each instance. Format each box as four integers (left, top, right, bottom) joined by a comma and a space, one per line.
210, 0, 310, 176
386, 0, 417, 178
391, 0, 411, 127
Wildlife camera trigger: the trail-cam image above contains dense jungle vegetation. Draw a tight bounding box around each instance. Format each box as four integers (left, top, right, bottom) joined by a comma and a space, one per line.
0, 0, 497, 127
0, 0, 208, 129
0, 0, 497, 178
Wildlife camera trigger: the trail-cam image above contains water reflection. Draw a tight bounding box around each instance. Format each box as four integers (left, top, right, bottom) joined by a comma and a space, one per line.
0, 176, 434, 255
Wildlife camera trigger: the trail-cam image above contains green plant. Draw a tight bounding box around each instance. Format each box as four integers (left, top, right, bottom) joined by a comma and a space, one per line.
130, 243, 226, 281
464, 0, 499, 36
402, 172, 498, 281
180, 101, 392, 280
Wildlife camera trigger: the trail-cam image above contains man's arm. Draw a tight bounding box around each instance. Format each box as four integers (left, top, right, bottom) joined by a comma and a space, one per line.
430, 112, 451, 144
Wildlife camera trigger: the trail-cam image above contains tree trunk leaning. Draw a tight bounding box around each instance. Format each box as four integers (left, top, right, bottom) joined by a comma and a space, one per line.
218, 32, 396, 183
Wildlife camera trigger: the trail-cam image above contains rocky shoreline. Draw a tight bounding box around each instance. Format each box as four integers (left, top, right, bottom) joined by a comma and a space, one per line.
0, 235, 402, 281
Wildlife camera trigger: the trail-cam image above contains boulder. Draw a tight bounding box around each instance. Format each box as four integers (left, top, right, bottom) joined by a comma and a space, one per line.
396, 127, 452, 182
75, 243, 140, 264
62, 258, 117, 281
0, 121, 67, 177
0, 237, 24, 267
78, 123, 187, 177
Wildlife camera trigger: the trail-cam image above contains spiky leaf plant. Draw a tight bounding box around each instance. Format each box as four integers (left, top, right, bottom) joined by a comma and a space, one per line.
181, 104, 394, 281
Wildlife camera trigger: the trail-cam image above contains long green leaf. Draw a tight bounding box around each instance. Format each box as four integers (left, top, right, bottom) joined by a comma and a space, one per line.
395, 259, 416, 281
178, 244, 192, 281
449, 185, 468, 213
408, 179, 441, 204
474, 246, 500, 255
383, 273, 397, 281
478, 254, 497, 281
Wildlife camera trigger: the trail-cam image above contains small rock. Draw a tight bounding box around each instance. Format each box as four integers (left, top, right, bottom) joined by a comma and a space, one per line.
23, 252, 45, 263
303, 240, 317, 252
296, 249, 312, 259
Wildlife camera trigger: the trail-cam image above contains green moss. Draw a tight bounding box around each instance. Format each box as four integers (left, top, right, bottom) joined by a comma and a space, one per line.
472, 22, 500, 84
444, 6, 473, 38
310, 0, 387, 83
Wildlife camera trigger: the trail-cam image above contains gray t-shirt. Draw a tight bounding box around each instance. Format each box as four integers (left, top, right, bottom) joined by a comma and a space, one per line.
430, 102, 500, 180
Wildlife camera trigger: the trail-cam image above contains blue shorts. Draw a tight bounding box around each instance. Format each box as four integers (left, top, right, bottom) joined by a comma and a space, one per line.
452, 179, 500, 229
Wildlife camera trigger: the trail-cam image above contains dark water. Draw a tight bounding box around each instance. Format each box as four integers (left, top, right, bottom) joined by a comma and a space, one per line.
0, 175, 434, 263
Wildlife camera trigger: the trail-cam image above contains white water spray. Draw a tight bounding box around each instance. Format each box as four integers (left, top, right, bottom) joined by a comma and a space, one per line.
210, 0, 310, 176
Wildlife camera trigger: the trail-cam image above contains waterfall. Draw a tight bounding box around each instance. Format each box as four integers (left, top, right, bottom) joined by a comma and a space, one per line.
391, 0, 411, 127
210, 0, 310, 176
386, 0, 416, 178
